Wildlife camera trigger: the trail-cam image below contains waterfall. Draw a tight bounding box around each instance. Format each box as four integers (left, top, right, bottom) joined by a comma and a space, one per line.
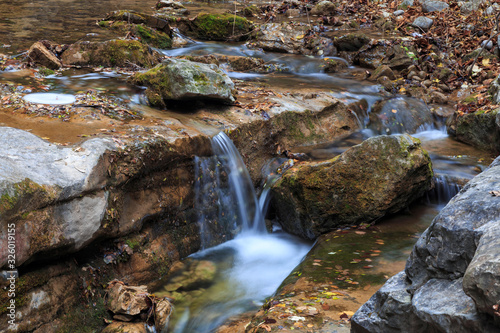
426, 175, 462, 205
194, 132, 266, 249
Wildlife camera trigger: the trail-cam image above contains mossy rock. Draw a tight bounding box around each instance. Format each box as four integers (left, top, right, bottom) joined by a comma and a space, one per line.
101, 10, 171, 34
190, 13, 253, 41
462, 48, 498, 63
243, 5, 260, 17
447, 108, 500, 153
61, 40, 162, 68
100, 22, 172, 49
129, 58, 235, 108
271, 134, 433, 239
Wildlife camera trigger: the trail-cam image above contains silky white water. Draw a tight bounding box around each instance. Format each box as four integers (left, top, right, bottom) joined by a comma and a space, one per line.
163, 132, 312, 333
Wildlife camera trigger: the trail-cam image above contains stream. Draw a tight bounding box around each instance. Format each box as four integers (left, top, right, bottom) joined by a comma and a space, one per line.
0, 1, 497, 332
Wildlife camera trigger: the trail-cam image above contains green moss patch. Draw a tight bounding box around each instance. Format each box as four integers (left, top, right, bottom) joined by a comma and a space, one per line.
191, 13, 253, 41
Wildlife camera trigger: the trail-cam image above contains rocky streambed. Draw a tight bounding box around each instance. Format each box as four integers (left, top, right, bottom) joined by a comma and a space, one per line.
0, 0, 500, 332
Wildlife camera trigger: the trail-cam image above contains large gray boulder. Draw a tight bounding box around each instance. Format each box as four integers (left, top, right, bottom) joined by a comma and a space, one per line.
0, 127, 116, 267
353, 156, 500, 332
130, 59, 235, 108
271, 134, 433, 239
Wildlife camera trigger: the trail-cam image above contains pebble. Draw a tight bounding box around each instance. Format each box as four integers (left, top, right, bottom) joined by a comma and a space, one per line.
412, 16, 434, 30
481, 40, 493, 50
393, 10, 405, 16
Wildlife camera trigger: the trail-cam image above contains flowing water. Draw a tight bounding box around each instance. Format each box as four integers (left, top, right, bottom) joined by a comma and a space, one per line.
1, 5, 498, 332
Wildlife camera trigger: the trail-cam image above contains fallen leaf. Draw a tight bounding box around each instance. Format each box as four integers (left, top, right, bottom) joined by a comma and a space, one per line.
490, 190, 500, 197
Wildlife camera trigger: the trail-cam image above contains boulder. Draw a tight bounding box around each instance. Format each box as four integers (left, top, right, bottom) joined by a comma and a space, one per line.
130, 58, 235, 107
447, 108, 500, 153
368, 97, 435, 134
354, 156, 500, 331
334, 33, 371, 52
310, 0, 336, 15
355, 43, 415, 70
102, 10, 171, 34
98, 21, 172, 49
271, 134, 433, 239
0, 127, 115, 267
371, 64, 396, 80
351, 272, 428, 333
323, 58, 348, 73
61, 40, 162, 68
187, 13, 253, 41
247, 23, 335, 56
463, 220, 500, 317
421, 0, 449, 12
27, 41, 62, 70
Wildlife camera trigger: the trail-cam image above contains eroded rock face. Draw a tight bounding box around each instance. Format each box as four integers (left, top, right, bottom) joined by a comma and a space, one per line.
107, 282, 150, 316
130, 59, 235, 107
353, 157, 500, 332
271, 134, 433, 239
27, 41, 62, 70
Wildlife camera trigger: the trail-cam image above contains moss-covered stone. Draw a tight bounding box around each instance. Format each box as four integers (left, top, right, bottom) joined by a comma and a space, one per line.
190, 13, 253, 41
61, 40, 162, 68
243, 5, 260, 17
447, 108, 500, 153
129, 59, 235, 107
271, 134, 433, 239
99, 21, 172, 49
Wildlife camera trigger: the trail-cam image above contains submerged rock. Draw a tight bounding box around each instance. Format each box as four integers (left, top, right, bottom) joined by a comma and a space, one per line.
353, 156, 500, 332
61, 40, 162, 68
130, 58, 235, 107
271, 134, 433, 239
368, 97, 435, 134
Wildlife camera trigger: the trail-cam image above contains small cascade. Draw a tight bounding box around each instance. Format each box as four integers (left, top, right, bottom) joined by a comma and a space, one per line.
426, 175, 463, 205
194, 132, 266, 249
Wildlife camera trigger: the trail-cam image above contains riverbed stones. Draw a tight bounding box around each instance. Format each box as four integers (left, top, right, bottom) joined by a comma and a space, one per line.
353, 156, 500, 332
102, 10, 172, 34
271, 134, 433, 239
130, 58, 235, 107
61, 40, 162, 68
